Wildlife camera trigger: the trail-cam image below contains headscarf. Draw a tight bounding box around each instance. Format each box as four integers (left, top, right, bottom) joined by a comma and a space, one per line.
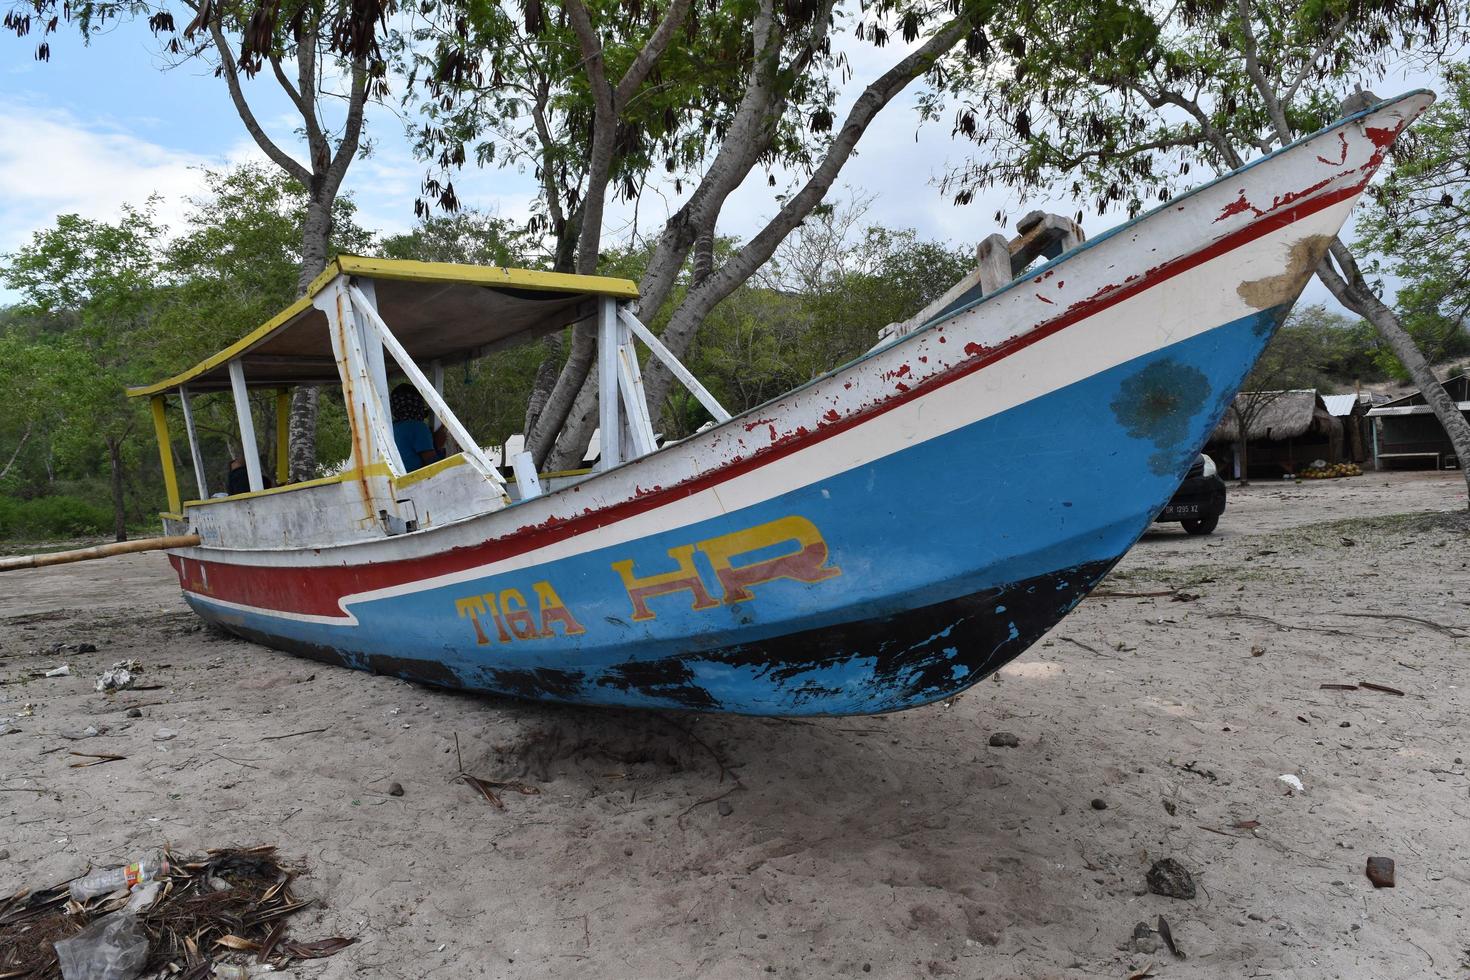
391, 383, 428, 422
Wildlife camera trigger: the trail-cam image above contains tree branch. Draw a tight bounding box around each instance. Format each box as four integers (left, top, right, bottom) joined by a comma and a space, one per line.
324, 60, 369, 196
1235, 0, 1292, 143
641, 15, 972, 411
208, 19, 311, 185
0, 423, 33, 482
614, 0, 696, 107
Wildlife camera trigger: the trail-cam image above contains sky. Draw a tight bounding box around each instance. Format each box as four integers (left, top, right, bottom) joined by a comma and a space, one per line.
0, 16, 1434, 310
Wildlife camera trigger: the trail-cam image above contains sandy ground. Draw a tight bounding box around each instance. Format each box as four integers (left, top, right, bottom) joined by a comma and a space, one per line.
2, 471, 1468, 979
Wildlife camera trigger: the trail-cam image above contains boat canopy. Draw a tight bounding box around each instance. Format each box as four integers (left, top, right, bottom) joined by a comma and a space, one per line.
125, 253, 729, 521
127, 256, 640, 397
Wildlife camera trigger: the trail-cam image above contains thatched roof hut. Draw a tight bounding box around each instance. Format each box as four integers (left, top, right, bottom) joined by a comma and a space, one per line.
1210, 390, 1335, 442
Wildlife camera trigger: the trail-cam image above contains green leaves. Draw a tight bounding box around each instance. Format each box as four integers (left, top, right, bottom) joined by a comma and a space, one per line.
939, 0, 1467, 222
1355, 62, 1470, 357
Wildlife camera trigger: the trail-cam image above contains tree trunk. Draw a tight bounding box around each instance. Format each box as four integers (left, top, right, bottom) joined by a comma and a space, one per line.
287, 196, 334, 481
298, 197, 332, 294
106, 436, 127, 542
523, 334, 563, 436
1234, 415, 1250, 485
692, 228, 714, 285
288, 386, 320, 482
548, 375, 602, 470
1317, 239, 1470, 506
638, 17, 970, 416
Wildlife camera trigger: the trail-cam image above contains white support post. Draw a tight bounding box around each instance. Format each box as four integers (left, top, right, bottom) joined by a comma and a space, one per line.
315, 280, 397, 473
227, 360, 264, 492
510, 451, 543, 499
431, 359, 445, 431
597, 296, 622, 470
344, 281, 406, 474
618, 308, 730, 423
329, 284, 405, 474
179, 385, 208, 499
347, 284, 507, 490
616, 318, 658, 459
354, 278, 392, 431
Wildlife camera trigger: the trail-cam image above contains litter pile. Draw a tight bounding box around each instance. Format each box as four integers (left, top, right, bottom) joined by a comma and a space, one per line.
0, 845, 353, 979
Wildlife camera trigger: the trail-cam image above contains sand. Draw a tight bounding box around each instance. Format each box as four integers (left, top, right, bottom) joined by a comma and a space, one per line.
2, 471, 1467, 979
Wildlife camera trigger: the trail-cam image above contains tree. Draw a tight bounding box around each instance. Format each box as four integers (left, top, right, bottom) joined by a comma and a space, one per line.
1, 206, 168, 539
162, 164, 376, 362
940, 0, 1470, 505
6, 0, 385, 480
1356, 62, 1470, 362
535, 0, 992, 469
380, 209, 527, 266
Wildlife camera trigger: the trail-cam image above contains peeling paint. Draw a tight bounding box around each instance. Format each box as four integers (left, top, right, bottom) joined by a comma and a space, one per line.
1236, 235, 1334, 311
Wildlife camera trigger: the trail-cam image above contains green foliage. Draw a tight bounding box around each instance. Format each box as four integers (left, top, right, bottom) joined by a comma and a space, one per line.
0, 164, 383, 523
0, 494, 112, 539
1252, 304, 1386, 389
1357, 62, 1470, 362
395, 0, 845, 251
380, 210, 529, 266
937, 0, 1467, 220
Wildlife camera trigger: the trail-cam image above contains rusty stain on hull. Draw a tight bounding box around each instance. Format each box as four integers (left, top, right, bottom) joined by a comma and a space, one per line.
1236, 235, 1334, 311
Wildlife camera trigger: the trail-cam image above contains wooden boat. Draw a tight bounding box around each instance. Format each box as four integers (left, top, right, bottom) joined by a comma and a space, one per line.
126, 91, 1430, 716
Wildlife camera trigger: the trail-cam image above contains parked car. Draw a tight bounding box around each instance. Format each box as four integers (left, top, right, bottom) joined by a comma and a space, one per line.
1156, 453, 1227, 534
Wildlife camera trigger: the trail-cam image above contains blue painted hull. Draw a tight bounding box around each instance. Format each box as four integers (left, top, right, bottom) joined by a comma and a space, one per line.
194, 306, 1280, 714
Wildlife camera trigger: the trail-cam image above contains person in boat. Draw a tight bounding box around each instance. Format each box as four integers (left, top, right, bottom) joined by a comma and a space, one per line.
225, 456, 272, 495
391, 383, 447, 472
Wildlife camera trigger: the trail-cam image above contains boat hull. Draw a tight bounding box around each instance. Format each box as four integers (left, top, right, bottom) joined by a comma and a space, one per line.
169, 93, 1431, 715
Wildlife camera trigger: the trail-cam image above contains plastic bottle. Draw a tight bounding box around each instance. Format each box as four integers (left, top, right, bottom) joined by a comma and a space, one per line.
68, 852, 169, 901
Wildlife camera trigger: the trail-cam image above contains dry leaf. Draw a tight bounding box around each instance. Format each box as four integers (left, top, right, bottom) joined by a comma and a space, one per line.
216, 934, 260, 951
282, 936, 356, 958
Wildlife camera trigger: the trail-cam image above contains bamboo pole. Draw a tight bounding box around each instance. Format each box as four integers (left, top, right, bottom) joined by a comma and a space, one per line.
0, 534, 201, 572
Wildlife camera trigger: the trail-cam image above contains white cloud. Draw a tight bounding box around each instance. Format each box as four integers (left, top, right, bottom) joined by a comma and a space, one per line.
0, 99, 222, 253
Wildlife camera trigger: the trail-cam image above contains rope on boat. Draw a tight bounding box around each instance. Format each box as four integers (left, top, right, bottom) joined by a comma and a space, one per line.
0, 534, 202, 572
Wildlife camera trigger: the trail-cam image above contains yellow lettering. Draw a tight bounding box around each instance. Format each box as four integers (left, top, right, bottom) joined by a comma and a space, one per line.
500, 588, 539, 639
534, 581, 587, 637
613, 544, 721, 622
697, 515, 841, 604
455, 596, 490, 645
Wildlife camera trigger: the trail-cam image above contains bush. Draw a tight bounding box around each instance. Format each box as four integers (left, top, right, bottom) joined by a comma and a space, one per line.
0, 495, 112, 539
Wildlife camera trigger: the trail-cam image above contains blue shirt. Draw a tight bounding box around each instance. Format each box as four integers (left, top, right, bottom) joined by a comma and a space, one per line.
393, 419, 436, 471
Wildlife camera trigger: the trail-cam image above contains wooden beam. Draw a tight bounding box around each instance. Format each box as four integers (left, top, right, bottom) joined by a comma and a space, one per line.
0, 534, 202, 573
598, 297, 622, 470
179, 386, 208, 499
618, 308, 730, 423
149, 395, 182, 514
346, 284, 505, 489
228, 360, 264, 492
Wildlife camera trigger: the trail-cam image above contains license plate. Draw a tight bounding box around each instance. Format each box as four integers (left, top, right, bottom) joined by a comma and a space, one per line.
1163, 503, 1199, 517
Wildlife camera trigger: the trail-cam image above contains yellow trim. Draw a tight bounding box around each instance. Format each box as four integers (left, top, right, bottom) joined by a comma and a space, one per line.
275, 388, 290, 485
181, 461, 393, 508
327, 255, 640, 299
158, 512, 185, 522
127, 257, 639, 398
393, 451, 468, 489
538, 466, 595, 481
150, 395, 182, 515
